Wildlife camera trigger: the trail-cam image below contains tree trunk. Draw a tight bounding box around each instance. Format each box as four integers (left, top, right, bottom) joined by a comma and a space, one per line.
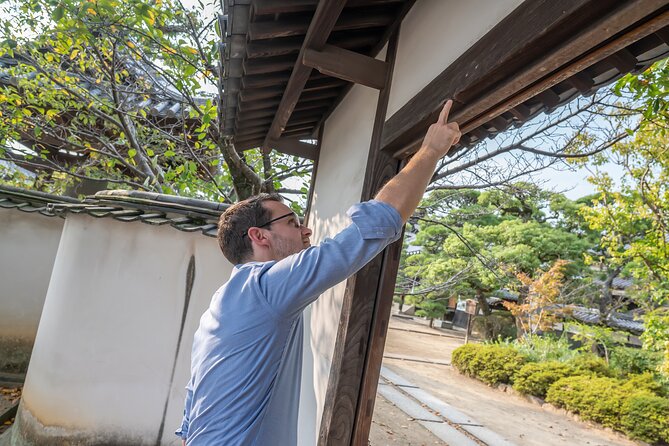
600, 265, 623, 320
514, 285, 529, 339
219, 141, 262, 200
474, 290, 493, 339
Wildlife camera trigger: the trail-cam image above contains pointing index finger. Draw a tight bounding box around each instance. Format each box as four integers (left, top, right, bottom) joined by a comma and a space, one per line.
439, 99, 453, 125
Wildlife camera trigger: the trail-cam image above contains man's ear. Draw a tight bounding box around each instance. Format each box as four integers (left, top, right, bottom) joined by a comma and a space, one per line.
247, 227, 270, 247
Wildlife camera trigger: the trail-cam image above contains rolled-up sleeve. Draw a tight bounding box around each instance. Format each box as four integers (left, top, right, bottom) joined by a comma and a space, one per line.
258, 200, 403, 318
347, 200, 403, 239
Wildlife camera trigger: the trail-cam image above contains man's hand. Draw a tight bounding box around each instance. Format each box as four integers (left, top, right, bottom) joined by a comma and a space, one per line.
375, 99, 462, 222
421, 100, 461, 158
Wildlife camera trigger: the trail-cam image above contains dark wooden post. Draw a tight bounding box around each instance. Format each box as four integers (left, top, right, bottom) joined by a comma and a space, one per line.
318, 30, 402, 446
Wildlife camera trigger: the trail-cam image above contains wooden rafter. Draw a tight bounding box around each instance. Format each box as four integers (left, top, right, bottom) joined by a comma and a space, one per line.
266, 137, 318, 159
261, 0, 348, 152
249, 9, 394, 40
303, 44, 389, 90
381, 0, 669, 157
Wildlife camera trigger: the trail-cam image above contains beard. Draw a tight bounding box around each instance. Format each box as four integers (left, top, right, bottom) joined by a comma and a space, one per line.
271, 234, 304, 261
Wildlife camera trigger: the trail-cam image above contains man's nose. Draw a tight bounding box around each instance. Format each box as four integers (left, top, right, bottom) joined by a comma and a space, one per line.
301, 225, 312, 237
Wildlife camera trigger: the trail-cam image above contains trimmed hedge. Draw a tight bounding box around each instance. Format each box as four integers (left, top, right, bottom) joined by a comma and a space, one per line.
620, 393, 669, 444
451, 344, 526, 385
546, 375, 627, 428
513, 361, 576, 398
451, 343, 669, 444
622, 372, 667, 397
451, 343, 484, 377
546, 374, 669, 444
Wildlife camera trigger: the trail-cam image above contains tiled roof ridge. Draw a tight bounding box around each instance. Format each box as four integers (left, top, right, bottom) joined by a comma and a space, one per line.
0, 185, 228, 238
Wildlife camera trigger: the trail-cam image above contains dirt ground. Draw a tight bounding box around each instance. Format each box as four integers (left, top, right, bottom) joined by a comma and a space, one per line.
368, 316, 641, 446
0, 385, 20, 436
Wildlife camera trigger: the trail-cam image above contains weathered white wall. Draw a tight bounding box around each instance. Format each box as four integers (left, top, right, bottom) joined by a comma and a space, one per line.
0, 209, 64, 375
14, 214, 232, 445
0, 210, 63, 340
386, 0, 525, 117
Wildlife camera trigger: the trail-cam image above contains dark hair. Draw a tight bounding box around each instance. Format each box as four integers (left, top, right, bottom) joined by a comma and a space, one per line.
217, 193, 283, 264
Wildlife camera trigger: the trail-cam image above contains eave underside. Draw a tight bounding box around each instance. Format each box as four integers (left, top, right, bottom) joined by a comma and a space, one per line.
221, 0, 669, 160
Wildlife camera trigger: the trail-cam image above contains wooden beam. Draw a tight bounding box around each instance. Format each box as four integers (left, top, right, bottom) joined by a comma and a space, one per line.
242, 72, 291, 89
239, 85, 285, 102
244, 55, 297, 75
313, 0, 417, 145
303, 44, 389, 90
234, 138, 265, 151
236, 124, 270, 137
249, 9, 394, 40
283, 126, 316, 137
266, 137, 318, 159
253, 0, 404, 16
237, 108, 277, 121
303, 124, 324, 222
288, 109, 327, 125
261, 1, 348, 151
381, 0, 669, 157
235, 130, 266, 141
247, 37, 304, 59
246, 32, 379, 59
303, 77, 348, 92
252, 0, 317, 16
294, 100, 332, 112
283, 124, 318, 135
318, 28, 401, 446
236, 117, 273, 129
241, 89, 339, 113
456, 7, 669, 145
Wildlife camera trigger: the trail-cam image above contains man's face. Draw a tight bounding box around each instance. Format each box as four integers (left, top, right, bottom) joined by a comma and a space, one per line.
261, 201, 312, 261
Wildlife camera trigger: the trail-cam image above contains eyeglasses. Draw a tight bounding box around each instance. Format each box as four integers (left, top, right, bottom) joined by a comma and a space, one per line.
242, 211, 296, 237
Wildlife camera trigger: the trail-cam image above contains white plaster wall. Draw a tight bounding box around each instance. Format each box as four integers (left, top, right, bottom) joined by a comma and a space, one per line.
0, 210, 63, 339
386, 0, 525, 117
20, 214, 232, 444
298, 47, 386, 446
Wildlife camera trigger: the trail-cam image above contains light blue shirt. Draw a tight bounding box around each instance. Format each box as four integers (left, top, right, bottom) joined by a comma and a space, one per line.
177, 200, 403, 445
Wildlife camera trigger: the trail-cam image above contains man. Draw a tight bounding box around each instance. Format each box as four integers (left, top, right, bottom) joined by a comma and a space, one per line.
177, 101, 461, 445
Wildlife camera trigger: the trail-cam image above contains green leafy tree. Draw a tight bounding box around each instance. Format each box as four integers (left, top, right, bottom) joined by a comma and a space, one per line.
580, 63, 669, 376
0, 0, 312, 203
400, 186, 592, 338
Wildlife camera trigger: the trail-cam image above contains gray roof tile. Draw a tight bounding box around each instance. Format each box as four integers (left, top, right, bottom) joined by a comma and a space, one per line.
0, 185, 228, 238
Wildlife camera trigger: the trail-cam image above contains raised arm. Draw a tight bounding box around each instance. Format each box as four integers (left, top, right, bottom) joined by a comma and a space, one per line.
375, 100, 461, 222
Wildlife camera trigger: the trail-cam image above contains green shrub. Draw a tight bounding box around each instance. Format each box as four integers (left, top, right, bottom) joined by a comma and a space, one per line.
513, 361, 577, 398
620, 393, 669, 444
567, 354, 614, 377
546, 375, 627, 428
468, 345, 527, 385
451, 343, 484, 376
610, 346, 663, 376
621, 372, 667, 397
452, 344, 526, 385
